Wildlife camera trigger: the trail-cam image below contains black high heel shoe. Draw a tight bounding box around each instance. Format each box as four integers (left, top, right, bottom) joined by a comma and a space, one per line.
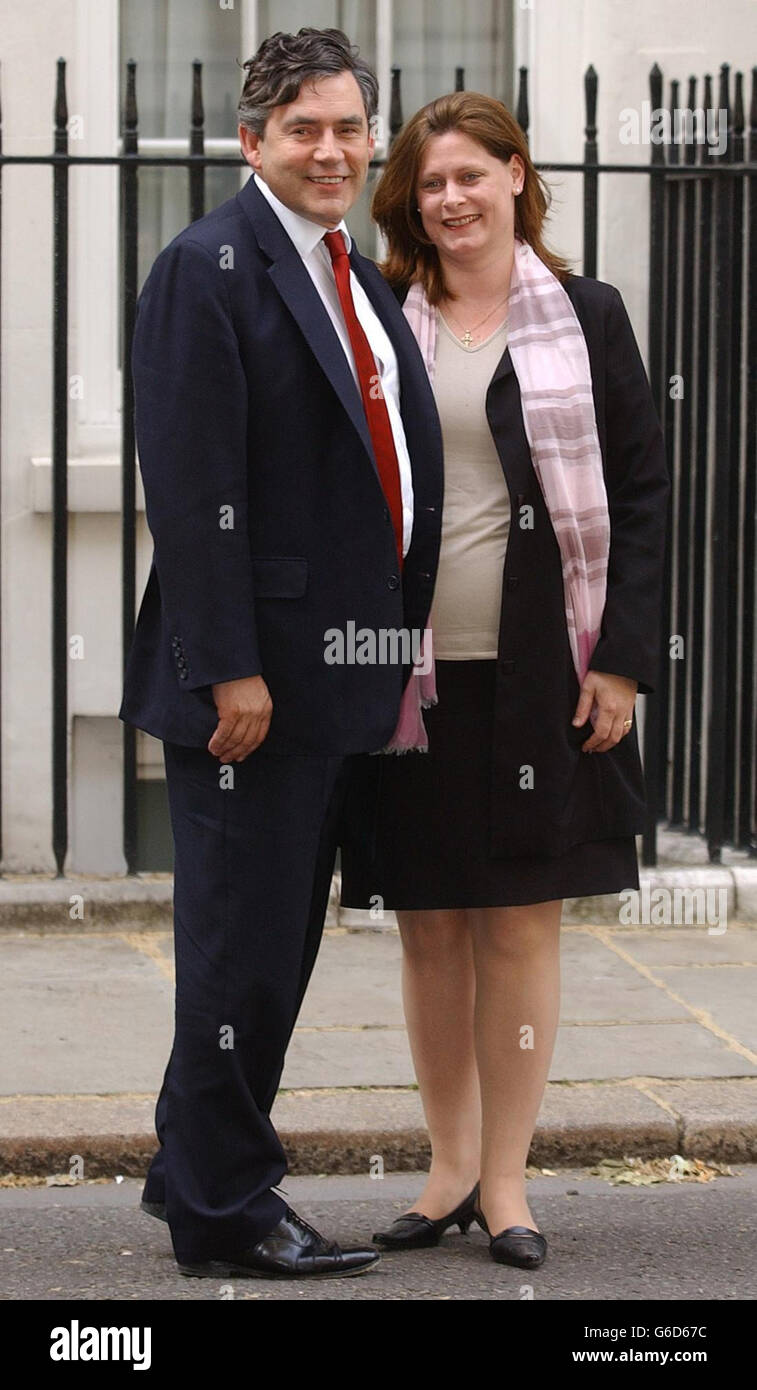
372, 1183, 479, 1250
473, 1199, 547, 1269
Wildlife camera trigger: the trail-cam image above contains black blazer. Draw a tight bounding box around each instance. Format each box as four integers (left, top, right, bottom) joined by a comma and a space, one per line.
119, 175, 443, 754
389, 273, 671, 856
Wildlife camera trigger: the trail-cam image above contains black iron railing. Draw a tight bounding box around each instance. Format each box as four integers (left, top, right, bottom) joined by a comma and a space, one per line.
0, 56, 755, 875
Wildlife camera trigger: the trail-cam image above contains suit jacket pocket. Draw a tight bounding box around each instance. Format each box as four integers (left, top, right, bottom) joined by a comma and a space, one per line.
251, 556, 309, 598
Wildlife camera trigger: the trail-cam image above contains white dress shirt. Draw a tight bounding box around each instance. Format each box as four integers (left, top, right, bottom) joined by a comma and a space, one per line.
253, 172, 414, 557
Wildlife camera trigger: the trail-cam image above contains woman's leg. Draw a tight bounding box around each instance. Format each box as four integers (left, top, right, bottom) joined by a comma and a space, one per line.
397, 908, 481, 1218
468, 899, 563, 1234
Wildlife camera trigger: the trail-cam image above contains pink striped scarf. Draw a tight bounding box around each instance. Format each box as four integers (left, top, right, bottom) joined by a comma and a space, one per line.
380, 237, 610, 753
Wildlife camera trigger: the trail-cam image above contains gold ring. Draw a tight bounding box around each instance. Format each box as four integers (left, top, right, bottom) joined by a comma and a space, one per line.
623, 718, 633, 727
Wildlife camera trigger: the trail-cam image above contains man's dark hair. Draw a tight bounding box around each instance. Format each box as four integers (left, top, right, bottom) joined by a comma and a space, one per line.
237, 27, 379, 137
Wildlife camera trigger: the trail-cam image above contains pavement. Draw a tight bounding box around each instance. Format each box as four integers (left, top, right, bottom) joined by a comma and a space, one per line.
1, 828, 756, 1179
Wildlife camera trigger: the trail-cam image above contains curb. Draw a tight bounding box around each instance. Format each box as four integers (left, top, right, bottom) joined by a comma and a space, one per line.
2, 1079, 756, 1177
0, 865, 755, 929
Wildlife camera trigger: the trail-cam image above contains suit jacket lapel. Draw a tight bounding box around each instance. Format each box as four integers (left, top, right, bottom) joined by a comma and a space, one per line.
348, 247, 444, 475
489, 343, 514, 385
237, 176, 444, 512
238, 177, 377, 470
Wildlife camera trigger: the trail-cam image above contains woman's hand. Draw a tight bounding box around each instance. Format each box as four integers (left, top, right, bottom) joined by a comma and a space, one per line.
572, 670, 638, 753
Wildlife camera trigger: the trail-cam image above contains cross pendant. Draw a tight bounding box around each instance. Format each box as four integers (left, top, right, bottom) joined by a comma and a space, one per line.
462, 331, 473, 347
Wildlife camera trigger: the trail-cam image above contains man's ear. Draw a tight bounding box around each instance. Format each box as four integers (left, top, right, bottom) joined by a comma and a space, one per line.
239, 124, 263, 172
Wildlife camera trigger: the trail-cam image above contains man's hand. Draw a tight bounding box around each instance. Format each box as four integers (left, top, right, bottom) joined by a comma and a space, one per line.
572, 670, 638, 753
208, 675, 272, 761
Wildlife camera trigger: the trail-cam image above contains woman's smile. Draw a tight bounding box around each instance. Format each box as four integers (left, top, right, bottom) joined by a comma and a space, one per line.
442, 212, 483, 227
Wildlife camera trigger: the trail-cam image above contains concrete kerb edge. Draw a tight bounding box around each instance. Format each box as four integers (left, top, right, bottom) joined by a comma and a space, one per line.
3, 1078, 757, 1176
0, 867, 754, 929
0, 1121, 751, 1178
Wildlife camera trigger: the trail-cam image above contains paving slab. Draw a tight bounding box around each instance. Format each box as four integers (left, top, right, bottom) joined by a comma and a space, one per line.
646, 966, 757, 1053
559, 933, 690, 1022
610, 924, 757, 965
0, 1094, 156, 1138
281, 1027, 415, 1088
296, 932, 404, 1027
549, 1021, 757, 1081
1, 934, 172, 1094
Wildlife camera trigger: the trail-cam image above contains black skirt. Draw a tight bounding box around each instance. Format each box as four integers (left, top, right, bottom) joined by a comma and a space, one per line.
339, 659, 640, 911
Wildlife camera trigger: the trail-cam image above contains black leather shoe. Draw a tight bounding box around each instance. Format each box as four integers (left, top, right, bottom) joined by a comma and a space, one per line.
140, 1199, 167, 1223
176, 1206, 380, 1280
372, 1183, 479, 1250
474, 1200, 547, 1269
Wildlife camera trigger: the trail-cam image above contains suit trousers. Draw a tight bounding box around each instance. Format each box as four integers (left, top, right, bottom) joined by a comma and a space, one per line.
141, 738, 352, 1264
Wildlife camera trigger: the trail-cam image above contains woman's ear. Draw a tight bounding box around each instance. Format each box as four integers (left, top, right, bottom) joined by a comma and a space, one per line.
509, 153, 526, 195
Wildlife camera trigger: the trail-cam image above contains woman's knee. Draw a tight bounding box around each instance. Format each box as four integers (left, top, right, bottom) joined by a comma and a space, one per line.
470, 901, 563, 960
398, 908, 470, 960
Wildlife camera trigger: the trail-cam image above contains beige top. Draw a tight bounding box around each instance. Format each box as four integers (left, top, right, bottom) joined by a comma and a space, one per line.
428, 310, 511, 659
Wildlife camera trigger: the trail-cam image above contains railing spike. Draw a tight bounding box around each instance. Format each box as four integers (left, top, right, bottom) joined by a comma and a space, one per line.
516, 65, 529, 137
389, 66, 403, 144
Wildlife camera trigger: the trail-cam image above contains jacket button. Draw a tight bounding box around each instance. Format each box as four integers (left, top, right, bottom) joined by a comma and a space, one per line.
500, 658, 515, 673
419, 572, 431, 582
178, 669, 188, 680
387, 575, 400, 590
171, 637, 180, 649
506, 576, 519, 590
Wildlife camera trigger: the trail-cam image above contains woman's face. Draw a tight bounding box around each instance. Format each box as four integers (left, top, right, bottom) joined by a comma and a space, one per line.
415, 130, 524, 263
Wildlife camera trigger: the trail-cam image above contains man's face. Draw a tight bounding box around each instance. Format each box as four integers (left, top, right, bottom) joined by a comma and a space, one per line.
239, 70, 375, 228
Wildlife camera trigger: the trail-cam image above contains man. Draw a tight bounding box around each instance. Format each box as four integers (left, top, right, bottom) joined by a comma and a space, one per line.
118, 27, 443, 1279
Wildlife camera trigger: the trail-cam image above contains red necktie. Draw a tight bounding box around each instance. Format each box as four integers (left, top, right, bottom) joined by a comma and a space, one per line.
323, 230, 404, 571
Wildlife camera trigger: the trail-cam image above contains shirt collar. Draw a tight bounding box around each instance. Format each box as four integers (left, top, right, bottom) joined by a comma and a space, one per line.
253, 172, 352, 258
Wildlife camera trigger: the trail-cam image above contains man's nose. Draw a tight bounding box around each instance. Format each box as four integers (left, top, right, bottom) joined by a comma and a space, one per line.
313, 132, 345, 161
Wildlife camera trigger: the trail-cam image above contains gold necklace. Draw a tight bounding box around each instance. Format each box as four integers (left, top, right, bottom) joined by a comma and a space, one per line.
441, 293, 510, 348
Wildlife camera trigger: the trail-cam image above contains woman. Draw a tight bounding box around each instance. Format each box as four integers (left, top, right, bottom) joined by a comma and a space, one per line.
339, 92, 670, 1269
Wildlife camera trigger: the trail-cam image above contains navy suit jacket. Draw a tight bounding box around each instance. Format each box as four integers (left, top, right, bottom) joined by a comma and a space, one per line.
119, 175, 444, 753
